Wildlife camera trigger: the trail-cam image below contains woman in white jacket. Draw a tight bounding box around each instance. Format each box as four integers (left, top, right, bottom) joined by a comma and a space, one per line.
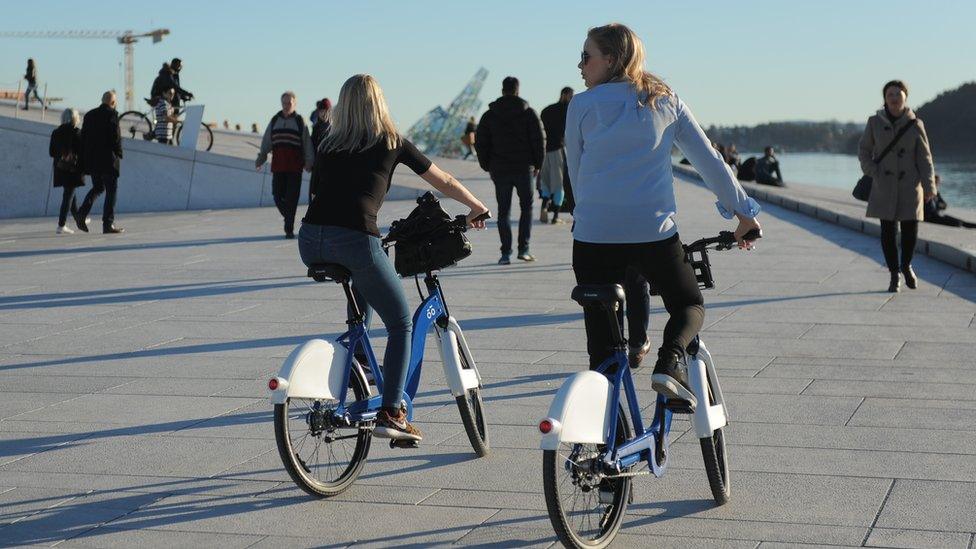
565, 23, 762, 404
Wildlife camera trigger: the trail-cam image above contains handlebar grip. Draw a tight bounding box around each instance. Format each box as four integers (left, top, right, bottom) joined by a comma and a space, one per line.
742, 228, 763, 241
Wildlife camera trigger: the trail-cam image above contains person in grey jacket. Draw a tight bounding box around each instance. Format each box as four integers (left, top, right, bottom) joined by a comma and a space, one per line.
566, 23, 761, 404
256, 91, 314, 238
858, 80, 935, 292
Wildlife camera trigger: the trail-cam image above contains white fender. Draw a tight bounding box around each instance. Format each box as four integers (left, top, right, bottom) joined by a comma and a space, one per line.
438, 320, 480, 397
540, 371, 612, 450
269, 339, 348, 404
687, 355, 728, 438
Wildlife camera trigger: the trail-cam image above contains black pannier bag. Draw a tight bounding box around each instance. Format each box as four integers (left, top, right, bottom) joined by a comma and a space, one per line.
385, 192, 472, 277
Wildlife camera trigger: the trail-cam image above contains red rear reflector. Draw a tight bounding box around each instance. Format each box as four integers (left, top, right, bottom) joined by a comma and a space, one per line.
539, 419, 553, 434
268, 378, 279, 391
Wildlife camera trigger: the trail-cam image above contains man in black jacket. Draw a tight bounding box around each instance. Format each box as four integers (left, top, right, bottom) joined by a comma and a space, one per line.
150, 59, 193, 108
475, 77, 544, 264
539, 87, 573, 223
76, 91, 125, 234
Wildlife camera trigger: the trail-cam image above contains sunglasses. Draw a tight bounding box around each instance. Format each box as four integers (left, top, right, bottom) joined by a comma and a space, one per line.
580, 51, 591, 65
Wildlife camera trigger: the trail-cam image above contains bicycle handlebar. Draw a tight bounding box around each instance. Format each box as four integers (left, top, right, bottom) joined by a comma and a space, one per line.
686, 228, 762, 252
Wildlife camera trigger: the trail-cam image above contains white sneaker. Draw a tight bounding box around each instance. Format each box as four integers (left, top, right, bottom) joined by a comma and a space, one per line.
56, 225, 74, 235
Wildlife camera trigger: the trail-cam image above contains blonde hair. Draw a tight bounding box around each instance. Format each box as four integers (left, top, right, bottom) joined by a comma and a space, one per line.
588, 23, 672, 108
320, 74, 401, 153
61, 108, 80, 127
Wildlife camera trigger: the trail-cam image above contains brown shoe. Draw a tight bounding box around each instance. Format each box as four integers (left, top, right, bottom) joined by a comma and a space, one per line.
374, 408, 422, 442
628, 341, 652, 369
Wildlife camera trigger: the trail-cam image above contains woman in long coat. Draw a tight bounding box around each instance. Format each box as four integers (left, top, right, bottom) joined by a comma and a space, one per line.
858, 80, 935, 292
50, 108, 87, 234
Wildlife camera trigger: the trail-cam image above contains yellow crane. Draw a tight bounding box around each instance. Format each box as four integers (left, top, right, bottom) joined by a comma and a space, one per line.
0, 29, 170, 112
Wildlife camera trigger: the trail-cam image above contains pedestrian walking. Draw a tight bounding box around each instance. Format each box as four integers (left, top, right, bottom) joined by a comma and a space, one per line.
153, 89, 178, 144
858, 79, 935, 292
461, 117, 476, 160
475, 76, 545, 264
22, 59, 45, 111
539, 87, 574, 224
49, 108, 87, 234
256, 91, 314, 239
566, 23, 761, 399
76, 91, 125, 234
311, 98, 333, 151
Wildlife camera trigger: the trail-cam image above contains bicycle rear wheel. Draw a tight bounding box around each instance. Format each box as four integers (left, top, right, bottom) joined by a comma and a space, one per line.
273, 364, 372, 498
700, 371, 730, 505
454, 344, 489, 457
175, 121, 214, 151
543, 405, 631, 548
119, 111, 153, 141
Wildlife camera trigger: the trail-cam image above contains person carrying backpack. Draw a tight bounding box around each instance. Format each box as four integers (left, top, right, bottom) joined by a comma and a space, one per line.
256, 91, 314, 238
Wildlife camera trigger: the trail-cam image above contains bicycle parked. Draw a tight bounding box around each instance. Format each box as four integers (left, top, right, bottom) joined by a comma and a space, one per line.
539, 228, 761, 548
118, 98, 214, 151
269, 197, 492, 497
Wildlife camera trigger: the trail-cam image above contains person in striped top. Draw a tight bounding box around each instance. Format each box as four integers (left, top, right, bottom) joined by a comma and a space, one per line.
256, 91, 314, 238
154, 88, 178, 144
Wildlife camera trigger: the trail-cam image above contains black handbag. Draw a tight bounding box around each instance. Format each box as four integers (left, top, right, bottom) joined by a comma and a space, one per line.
385, 192, 472, 277
853, 118, 917, 202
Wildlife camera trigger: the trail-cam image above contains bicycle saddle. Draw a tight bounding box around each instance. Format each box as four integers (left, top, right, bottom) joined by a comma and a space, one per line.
571, 284, 625, 309
307, 263, 351, 283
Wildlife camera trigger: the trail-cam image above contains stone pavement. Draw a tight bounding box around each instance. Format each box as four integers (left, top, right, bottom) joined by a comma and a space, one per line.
1, 157, 975, 548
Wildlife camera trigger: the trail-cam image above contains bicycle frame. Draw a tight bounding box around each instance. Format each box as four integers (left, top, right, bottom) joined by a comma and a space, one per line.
593, 351, 675, 477
328, 276, 453, 424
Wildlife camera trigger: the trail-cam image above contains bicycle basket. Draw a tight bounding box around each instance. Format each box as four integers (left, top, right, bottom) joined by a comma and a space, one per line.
647, 248, 715, 296
387, 192, 472, 277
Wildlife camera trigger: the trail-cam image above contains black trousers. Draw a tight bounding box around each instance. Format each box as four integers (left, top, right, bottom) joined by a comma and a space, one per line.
573, 235, 704, 369
623, 267, 650, 348
492, 171, 534, 255
272, 172, 302, 235
879, 220, 918, 272
57, 186, 80, 227
78, 174, 118, 228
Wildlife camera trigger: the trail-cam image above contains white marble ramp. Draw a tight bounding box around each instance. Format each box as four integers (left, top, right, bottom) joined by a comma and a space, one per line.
0, 157, 974, 547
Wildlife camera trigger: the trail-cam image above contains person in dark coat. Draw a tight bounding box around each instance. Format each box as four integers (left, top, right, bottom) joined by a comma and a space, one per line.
539, 87, 573, 223
150, 59, 193, 108
475, 76, 545, 264
310, 97, 332, 151
22, 59, 46, 111
50, 108, 86, 234
76, 91, 125, 234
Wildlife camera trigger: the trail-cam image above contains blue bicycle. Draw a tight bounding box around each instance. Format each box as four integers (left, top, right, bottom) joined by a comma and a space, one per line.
269, 213, 491, 498
540, 229, 760, 548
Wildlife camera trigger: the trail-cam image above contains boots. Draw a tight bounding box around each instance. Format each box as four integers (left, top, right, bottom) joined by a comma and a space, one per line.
888, 271, 900, 293
901, 265, 917, 289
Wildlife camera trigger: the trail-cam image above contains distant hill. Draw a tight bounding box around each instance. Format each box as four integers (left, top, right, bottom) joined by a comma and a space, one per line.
702, 81, 976, 156
915, 81, 976, 155
704, 121, 863, 154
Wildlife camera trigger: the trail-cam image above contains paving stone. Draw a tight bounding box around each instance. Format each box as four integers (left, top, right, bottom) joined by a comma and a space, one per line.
876, 479, 976, 532
60, 527, 266, 549
864, 527, 972, 549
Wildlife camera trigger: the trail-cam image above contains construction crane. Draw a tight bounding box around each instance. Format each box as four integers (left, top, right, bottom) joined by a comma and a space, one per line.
0, 29, 170, 112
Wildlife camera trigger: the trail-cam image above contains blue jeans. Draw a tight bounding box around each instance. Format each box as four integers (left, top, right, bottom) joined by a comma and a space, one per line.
298, 223, 413, 410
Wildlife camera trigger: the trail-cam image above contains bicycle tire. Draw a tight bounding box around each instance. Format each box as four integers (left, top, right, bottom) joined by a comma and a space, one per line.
175, 121, 215, 151
273, 362, 372, 498
118, 111, 153, 141
699, 372, 730, 505
454, 345, 489, 457
543, 405, 631, 548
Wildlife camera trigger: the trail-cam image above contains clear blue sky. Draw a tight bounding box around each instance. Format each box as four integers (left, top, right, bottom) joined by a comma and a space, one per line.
2, 0, 973, 130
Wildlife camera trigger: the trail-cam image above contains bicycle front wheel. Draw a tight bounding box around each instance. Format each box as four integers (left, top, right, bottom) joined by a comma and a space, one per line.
454, 344, 489, 456
119, 111, 153, 141
273, 365, 372, 498
175, 122, 214, 151
543, 405, 632, 548
700, 371, 730, 505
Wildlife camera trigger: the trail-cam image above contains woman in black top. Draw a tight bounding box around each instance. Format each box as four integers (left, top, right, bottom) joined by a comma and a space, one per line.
50, 108, 86, 234
300, 74, 489, 442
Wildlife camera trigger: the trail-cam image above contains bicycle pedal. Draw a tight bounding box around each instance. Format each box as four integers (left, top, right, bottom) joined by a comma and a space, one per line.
389, 439, 421, 449
663, 399, 696, 414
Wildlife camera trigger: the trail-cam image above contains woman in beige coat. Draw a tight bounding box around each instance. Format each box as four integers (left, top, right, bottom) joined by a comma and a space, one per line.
858, 80, 935, 292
